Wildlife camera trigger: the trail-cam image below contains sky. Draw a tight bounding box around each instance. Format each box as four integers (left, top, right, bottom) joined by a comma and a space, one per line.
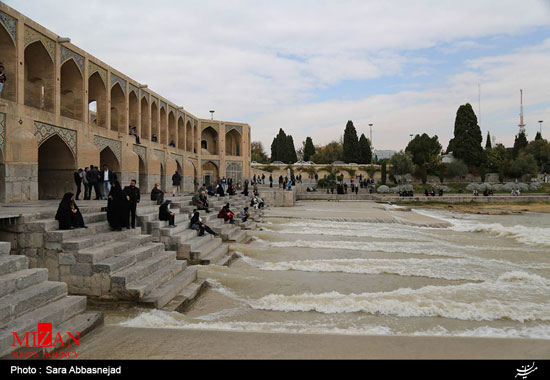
5, 0, 550, 154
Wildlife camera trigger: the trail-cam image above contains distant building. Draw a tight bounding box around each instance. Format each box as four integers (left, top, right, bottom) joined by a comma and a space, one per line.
374, 150, 396, 160
441, 154, 457, 164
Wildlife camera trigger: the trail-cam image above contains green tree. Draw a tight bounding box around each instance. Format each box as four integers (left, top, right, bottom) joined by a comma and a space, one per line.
389, 151, 414, 179
251, 141, 269, 164
445, 159, 468, 179
513, 130, 528, 159
405, 133, 442, 167
311, 141, 343, 164
270, 128, 287, 162
446, 103, 485, 167
343, 120, 359, 163
525, 138, 550, 172
358, 134, 372, 164
286, 135, 298, 163
485, 144, 508, 172
510, 153, 538, 179
485, 132, 492, 149
380, 162, 387, 185
303, 137, 316, 162
535, 131, 543, 141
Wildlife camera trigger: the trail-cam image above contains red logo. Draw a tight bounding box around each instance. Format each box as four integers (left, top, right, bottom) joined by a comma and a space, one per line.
11, 323, 81, 359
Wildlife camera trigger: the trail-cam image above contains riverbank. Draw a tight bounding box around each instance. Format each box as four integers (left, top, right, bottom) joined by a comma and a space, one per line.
397, 202, 550, 215
63, 325, 550, 359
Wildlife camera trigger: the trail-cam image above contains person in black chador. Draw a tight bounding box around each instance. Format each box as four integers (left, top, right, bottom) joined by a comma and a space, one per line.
123, 179, 140, 229
159, 200, 177, 227
55, 193, 86, 230
107, 181, 128, 231
151, 183, 164, 205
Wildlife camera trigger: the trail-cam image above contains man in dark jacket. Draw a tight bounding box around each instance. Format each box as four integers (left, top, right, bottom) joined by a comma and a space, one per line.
123, 179, 140, 229
88, 166, 102, 200
171, 171, 181, 197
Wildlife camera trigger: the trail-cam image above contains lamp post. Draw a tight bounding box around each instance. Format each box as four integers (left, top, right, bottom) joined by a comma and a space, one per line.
369, 124, 373, 146
539, 120, 544, 135
210, 110, 215, 121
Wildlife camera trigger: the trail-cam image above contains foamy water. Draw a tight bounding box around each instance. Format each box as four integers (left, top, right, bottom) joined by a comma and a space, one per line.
119, 203, 550, 340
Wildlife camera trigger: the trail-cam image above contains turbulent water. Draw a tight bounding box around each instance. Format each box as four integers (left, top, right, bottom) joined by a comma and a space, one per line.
118, 203, 550, 340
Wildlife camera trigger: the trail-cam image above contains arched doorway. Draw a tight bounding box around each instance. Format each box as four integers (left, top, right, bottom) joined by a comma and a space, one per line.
38, 135, 76, 199
151, 102, 159, 143
138, 156, 147, 191
160, 107, 167, 145
88, 72, 107, 128
24, 41, 54, 112
110, 83, 126, 133
129, 91, 139, 135
100, 147, 121, 183
0, 23, 16, 102
186, 121, 192, 152
225, 129, 242, 157
60, 59, 84, 121
168, 111, 176, 147
201, 127, 218, 155
202, 161, 219, 186
226, 162, 243, 184
140, 97, 150, 141
178, 117, 185, 150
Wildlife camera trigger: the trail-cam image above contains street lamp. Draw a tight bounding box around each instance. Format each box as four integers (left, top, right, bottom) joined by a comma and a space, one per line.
210, 110, 215, 120
369, 124, 373, 145
539, 120, 544, 134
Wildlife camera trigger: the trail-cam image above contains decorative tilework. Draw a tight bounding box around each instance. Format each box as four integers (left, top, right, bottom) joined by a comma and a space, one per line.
133, 144, 147, 162
110, 73, 127, 93
89, 62, 107, 86
226, 125, 243, 135
24, 25, 55, 62
202, 160, 220, 169
0, 11, 17, 43
141, 90, 150, 103
170, 153, 183, 168
34, 122, 77, 158
129, 83, 139, 96
160, 101, 167, 111
194, 120, 198, 128
227, 161, 243, 169
93, 135, 122, 166
60, 46, 84, 73
154, 149, 165, 163
178, 111, 185, 121
151, 96, 158, 106
0, 112, 6, 155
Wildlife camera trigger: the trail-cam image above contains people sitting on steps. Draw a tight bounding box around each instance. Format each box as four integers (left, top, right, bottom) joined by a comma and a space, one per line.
159, 200, 177, 228
218, 203, 235, 224
151, 183, 164, 205
238, 207, 250, 223
189, 209, 217, 237
251, 195, 264, 209
192, 190, 210, 213
55, 192, 87, 230
216, 183, 226, 197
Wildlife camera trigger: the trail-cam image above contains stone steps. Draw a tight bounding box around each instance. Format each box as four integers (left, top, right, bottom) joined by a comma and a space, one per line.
126, 261, 187, 303
91, 241, 164, 274
0, 255, 28, 275
77, 234, 153, 265
139, 266, 197, 309
53, 228, 142, 252
161, 278, 208, 312
0, 268, 49, 298
200, 244, 229, 265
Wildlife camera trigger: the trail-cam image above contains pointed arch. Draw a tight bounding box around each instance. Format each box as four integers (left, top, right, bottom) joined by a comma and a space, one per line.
129, 90, 139, 134
201, 127, 218, 155
168, 111, 176, 147
100, 146, 121, 179
160, 107, 167, 145
88, 71, 107, 127
110, 82, 126, 133
0, 22, 16, 102
38, 134, 77, 199
186, 121, 192, 152
24, 41, 54, 112
60, 58, 84, 121
178, 116, 185, 150
225, 128, 242, 157
151, 102, 159, 143
202, 160, 219, 186
140, 96, 150, 141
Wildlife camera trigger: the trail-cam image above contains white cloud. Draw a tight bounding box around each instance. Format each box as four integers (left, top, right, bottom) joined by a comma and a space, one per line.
4, 0, 550, 153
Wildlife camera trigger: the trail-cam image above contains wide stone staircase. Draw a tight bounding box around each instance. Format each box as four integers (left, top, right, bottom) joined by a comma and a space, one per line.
0, 241, 102, 358
13, 191, 264, 312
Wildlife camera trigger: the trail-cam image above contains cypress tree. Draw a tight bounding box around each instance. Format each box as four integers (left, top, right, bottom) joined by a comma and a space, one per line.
446, 103, 484, 167
271, 128, 287, 162
381, 162, 387, 185
535, 131, 543, 141
286, 135, 298, 163
303, 137, 316, 162
513, 130, 528, 158
343, 120, 360, 163
358, 134, 372, 164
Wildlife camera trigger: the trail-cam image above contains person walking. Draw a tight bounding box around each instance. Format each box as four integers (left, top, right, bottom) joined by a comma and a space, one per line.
123, 179, 140, 229
171, 171, 181, 197
269, 174, 273, 188
82, 167, 90, 200
101, 164, 116, 200
74, 169, 83, 200
88, 166, 101, 200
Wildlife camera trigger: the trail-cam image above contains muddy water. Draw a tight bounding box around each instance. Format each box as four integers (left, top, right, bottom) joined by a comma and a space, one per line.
114, 202, 550, 340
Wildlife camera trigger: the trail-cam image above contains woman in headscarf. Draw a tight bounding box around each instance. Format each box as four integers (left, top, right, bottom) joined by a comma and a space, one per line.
216, 183, 225, 197
107, 181, 128, 231
217, 203, 235, 224
189, 210, 217, 237
150, 183, 164, 205
159, 200, 177, 227
55, 192, 87, 230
